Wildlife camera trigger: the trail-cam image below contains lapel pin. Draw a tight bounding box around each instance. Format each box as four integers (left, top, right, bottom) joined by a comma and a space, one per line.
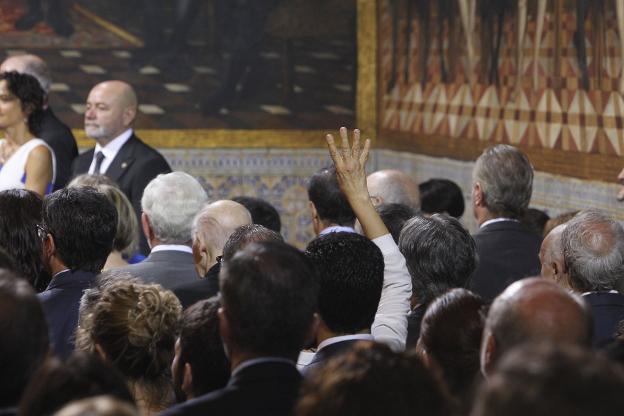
121, 162, 128, 169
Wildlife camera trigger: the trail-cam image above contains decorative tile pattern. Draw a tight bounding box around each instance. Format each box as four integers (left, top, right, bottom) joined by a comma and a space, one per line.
154, 148, 623, 247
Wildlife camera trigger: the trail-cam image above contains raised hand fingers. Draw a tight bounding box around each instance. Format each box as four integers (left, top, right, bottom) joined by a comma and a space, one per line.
326, 134, 343, 168
339, 126, 350, 156
352, 129, 361, 158
360, 138, 371, 166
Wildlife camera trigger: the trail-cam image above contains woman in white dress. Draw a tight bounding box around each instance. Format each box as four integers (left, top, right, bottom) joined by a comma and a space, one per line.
0, 71, 55, 196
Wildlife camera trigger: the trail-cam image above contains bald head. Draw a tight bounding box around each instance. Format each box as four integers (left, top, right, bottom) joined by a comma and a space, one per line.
366, 170, 420, 210
539, 224, 568, 286
84, 81, 138, 145
1, 54, 51, 95
481, 278, 591, 376
191, 200, 252, 277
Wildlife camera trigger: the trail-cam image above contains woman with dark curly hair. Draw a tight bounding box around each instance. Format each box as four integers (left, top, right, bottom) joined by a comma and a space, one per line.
0, 71, 55, 196
77, 280, 182, 415
0, 188, 49, 290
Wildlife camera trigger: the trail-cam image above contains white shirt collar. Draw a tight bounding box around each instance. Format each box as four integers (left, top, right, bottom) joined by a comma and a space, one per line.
581, 290, 619, 296
480, 217, 520, 229
316, 334, 374, 352
319, 225, 356, 236
89, 128, 133, 174
150, 244, 193, 254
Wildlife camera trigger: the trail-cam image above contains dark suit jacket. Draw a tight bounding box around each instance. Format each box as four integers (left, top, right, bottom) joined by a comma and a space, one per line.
71, 134, 171, 254
161, 360, 302, 416
173, 262, 220, 308
39, 107, 78, 190
468, 220, 542, 301
37, 269, 97, 359
119, 249, 198, 291
584, 292, 624, 348
303, 338, 367, 376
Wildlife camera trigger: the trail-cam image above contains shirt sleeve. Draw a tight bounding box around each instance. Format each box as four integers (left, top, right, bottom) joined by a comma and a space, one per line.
371, 233, 412, 352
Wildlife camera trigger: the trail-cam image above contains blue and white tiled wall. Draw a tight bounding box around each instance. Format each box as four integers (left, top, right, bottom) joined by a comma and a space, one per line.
160, 148, 624, 247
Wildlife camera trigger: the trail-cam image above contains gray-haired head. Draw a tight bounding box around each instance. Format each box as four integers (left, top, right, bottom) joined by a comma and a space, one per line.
367, 169, 420, 210
399, 213, 478, 306
561, 210, 624, 292
0, 54, 52, 95
472, 145, 533, 218
141, 172, 208, 244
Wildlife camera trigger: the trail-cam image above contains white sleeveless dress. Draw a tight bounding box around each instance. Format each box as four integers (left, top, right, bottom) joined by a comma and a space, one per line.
0, 138, 57, 194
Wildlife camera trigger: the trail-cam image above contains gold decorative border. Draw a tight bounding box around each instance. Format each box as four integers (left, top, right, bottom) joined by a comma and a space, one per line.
73, 0, 378, 149
73, 4, 144, 47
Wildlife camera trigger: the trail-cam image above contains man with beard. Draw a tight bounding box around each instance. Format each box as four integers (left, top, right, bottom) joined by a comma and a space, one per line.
71, 80, 171, 254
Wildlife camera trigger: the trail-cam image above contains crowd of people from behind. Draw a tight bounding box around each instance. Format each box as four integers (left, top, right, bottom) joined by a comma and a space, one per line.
1, 53, 624, 416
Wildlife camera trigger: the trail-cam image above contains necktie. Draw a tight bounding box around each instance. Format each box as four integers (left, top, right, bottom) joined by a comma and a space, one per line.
93, 151, 105, 174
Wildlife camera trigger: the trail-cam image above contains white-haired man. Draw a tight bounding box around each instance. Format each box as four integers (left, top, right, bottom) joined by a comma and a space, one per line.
119, 172, 208, 289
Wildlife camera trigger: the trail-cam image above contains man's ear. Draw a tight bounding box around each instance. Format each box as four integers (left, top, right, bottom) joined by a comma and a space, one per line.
141, 213, 154, 244
182, 363, 194, 395
122, 106, 137, 127
473, 182, 484, 207
480, 331, 496, 378
218, 307, 230, 347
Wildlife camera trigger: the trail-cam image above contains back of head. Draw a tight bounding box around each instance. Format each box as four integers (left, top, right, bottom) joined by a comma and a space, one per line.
375, 202, 417, 243
366, 169, 421, 210
297, 342, 451, 416
0, 54, 51, 95
178, 297, 230, 398
399, 214, 478, 305
308, 166, 355, 227
473, 144, 533, 218
194, 200, 252, 251
141, 172, 208, 244
43, 187, 117, 273
419, 178, 465, 218
306, 232, 384, 334
0, 189, 43, 287
70, 178, 138, 255
484, 278, 591, 369
419, 289, 485, 410
472, 343, 624, 416
84, 281, 182, 386
231, 196, 282, 232
0, 269, 48, 408
561, 209, 624, 292
220, 241, 319, 359
55, 396, 139, 416
222, 224, 284, 263
19, 353, 134, 416
521, 208, 550, 237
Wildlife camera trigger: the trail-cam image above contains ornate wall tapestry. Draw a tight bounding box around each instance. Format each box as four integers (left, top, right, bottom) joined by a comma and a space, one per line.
378, 0, 624, 181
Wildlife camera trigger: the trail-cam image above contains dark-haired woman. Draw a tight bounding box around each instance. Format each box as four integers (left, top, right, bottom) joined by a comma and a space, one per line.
0, 71, 55, 196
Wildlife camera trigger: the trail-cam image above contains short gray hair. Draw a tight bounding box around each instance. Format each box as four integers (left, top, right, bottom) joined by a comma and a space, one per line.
20, 57, 52, 95
473, 145, 533, 218
562, 210, 624, 292
141, 172, 208, 244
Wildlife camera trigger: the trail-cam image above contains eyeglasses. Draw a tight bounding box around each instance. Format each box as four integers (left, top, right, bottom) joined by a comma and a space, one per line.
36, 224, 50, 241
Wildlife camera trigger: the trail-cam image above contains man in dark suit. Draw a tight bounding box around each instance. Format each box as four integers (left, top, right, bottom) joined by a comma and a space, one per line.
173, 200, 252, 308
161, 241, 319, 416
1, 54, 78, 190
560, 210, 624, 348
119, 172, 207, 290
468, 144, 541, 301
71, 80, 171, 254
37, 187, 118, 359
